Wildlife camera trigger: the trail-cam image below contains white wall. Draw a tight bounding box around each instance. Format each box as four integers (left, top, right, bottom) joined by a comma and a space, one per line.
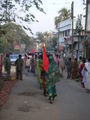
58, 19, 72, 32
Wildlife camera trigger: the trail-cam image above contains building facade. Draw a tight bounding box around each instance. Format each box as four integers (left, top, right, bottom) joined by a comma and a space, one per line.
57, 18, 85, 58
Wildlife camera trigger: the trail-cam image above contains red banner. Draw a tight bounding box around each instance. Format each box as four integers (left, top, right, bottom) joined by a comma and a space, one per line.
43, 46, 49, 72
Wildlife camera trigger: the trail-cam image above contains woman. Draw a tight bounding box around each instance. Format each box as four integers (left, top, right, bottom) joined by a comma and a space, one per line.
31, 55, 35, 73
26, 57, 30, 72
58, 56, 65, 77
36, 54, 42, 89
72, 58, 78, 80
46, 55, 60, 104
66, 57, 72, 79
4, 53, 11, 80
79, 58, 86, 88
83, 58, 90, 93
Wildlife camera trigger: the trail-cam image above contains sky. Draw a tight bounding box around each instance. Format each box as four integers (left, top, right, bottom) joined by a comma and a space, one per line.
26, 0, 85, 36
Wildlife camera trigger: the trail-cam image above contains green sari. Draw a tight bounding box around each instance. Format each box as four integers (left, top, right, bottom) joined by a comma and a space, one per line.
46, 56, 60, 101
36, 59, 42, 88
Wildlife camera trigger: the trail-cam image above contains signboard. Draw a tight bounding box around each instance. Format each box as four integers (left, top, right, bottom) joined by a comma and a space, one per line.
14, 45, 21, 50
87, 4, 90, 31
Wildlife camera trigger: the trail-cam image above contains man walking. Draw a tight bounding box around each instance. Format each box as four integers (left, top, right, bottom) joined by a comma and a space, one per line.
15, 54, 23, 80
4, 53, 11, 80
66, 57, 72, 79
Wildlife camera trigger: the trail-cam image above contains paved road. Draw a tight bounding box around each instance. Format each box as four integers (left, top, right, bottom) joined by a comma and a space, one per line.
0, 70, 90, 120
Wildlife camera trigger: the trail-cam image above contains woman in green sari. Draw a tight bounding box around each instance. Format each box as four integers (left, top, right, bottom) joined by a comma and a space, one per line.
36, 54, 43, 89
46, 55, 60, 104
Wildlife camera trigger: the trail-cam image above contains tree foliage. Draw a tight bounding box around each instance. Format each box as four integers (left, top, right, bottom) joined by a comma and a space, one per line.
0, 0, 44, 33
52, 35, 58, 48
0, 0, 15, 23
0, 23, 35, 53
36, 31, 58, 49
0, 35, 9, 53
36, 32, 50, 43
75, 15, 83, 34
36, 32, 45, 43
55, 8, 71, 29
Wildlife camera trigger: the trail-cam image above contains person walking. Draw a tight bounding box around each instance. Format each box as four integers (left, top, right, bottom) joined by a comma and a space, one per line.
54, 53, 59, 65
79, 58, 86, 88
72, 58, 78, 80
4, 53, 11, 80
46, 55, 60, 104
42, 46, 49, 96
15, 54, 23, 80
36, 54, 43, 89
78, 56, 83, 68
31, 55, 35, 73
66, 57, 72, 79
83, 58, 90, 93
41, 64, 47, 96
58, 55, 65, 77
26, 57, 30, 72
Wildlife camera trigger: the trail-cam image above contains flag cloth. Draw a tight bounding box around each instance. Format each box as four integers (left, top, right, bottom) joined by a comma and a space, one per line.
43, 46, 49, 72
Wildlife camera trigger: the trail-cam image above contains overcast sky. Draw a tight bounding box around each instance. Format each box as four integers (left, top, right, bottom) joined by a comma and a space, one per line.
27, 0, 85, 36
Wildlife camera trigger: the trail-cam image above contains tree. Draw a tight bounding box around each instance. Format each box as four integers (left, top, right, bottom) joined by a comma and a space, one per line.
0, 35, 9, 53
0, 0, 45, 33
58, 8, 71, 21
36, 32, 45, 43
55, 8, 71, 29
0, 23, 35, 53
36, 32, 50, 43
75, 15, 83, 34
52, 35, 58, 48
0, 0, 16, 24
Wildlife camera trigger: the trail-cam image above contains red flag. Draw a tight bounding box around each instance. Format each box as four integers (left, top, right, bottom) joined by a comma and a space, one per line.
43, 46, 49, 72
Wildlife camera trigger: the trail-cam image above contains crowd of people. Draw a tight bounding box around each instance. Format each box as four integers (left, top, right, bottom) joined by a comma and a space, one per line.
3, 49, 90, 104
36, 50, 90, 103
66, 56, 90, 93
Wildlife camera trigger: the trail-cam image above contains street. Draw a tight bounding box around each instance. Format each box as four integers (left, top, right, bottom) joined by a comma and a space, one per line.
0, 70, 90, 120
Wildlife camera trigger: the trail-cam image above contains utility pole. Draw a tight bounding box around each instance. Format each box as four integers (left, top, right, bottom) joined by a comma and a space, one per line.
71, 1, 74, 58
84, 0, 88, 58
87, 0, 90, 58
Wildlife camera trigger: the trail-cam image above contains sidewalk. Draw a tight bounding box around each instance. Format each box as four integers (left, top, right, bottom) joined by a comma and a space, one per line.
0, 66, 16, 107
0, 80, 16, 107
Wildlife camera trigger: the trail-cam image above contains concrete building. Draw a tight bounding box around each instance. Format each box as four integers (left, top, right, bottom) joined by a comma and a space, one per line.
57, 18, 85, 58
